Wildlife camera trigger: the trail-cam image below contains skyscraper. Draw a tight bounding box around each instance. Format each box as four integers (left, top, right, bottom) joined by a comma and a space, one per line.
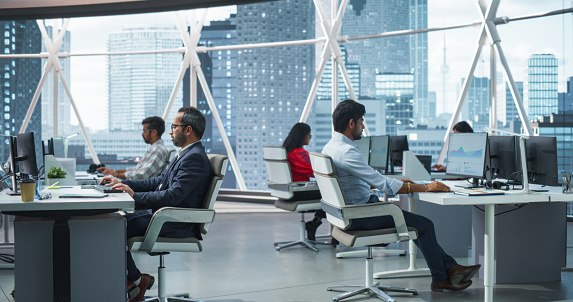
410, 0, 429, 125
317, 45, 360, 100
505, 81, 523, 125
527, 53, 558, 120
461, 77, 490, 122
41, 24, 72, 140
236, 0, 315, 190
376, 72, 414, 135
0, 21, 42, 165
198, 16, 237, 188
341, 0, 410, 98
198, 16, 237, 155
107, 26, 183, 132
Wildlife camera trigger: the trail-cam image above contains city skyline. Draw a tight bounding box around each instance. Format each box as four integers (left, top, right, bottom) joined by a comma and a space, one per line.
53, 1, 573, 132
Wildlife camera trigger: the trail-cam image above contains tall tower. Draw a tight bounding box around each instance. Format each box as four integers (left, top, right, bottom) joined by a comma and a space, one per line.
236, 0, 315, 190
461, 77, 490, 122
41, 24, 72, 140
440, 31, 449, 114
197, 15, 238, 188
410, 0, 428, 125
527, 53, 558, 120
107, 26, 183, 131
376, 72, 414, 135
0, 21, 42, 165
341, 0, 410, 98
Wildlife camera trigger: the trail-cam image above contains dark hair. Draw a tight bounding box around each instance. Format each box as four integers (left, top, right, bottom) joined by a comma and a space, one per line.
332, 99, 366, 132
453, 121, 474, 133
178, 106, 206, 139
142, 116, 165, 137
282, 123, 311, 153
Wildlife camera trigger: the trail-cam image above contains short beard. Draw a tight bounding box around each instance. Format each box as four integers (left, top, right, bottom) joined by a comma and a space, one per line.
172, 131, 186, 147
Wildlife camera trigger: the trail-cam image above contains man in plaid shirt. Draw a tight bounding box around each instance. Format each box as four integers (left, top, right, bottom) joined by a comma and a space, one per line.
98, 116, 169, 179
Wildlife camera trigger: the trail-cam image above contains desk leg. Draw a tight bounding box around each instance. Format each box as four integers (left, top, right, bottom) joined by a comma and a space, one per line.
484, 204, 494, 302
53, 217, 71, 302
373, 196, 430, 279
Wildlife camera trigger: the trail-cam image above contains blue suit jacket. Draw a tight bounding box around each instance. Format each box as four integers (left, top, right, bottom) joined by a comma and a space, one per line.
123, 141, 213, 238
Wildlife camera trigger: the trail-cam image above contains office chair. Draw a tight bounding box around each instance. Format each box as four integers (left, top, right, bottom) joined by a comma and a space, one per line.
128, 154, 228, 301
263, 146, 329, 252
164, 148, 177, 168
309, 152, 418, 302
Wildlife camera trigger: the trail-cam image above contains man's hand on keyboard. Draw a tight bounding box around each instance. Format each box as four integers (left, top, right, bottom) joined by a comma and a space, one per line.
100, 175, 121, 186
427, 181, 450, 192
111, 183, 134, 198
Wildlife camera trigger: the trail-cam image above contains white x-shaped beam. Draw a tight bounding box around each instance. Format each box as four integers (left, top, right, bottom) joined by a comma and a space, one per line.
168, 11, 247, 190
437, 0, 532, 165
299, 0, 371, 135
20, 19, 101, 164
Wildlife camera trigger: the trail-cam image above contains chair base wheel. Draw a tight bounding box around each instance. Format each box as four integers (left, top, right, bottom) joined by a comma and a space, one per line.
143, 293, 201, 301
274, 240, 319, 252
327, 284, 417, 302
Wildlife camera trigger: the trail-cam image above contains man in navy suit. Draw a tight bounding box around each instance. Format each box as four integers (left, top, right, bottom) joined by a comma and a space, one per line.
101, 106, 213, 302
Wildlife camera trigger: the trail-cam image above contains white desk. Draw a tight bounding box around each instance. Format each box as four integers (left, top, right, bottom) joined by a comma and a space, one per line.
0, 187, 133, 302
413, 181, 560, 302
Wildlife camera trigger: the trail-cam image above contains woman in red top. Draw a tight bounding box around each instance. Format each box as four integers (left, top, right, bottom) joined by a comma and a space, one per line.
283, 123, 326, 241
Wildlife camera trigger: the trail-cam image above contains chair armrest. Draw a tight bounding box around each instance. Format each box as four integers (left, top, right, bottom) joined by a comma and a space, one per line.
322, 201, 410, 241
139, 207, 215, 252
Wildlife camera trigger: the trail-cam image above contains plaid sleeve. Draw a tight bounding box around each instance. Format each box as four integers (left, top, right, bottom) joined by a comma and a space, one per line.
125, 141, 169, 179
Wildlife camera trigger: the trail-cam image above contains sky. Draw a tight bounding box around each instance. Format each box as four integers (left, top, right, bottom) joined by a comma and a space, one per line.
52, 1, 573, 131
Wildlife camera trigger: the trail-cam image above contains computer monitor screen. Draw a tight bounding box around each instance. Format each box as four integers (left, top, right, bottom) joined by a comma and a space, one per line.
487, 135, 517, 180
519, 136, 558, 186
45, 137, 65, 158
369, 135, 389, 169
446, 133, 488, 178
16, 132, 39, 177
416, 155, 432, 173
390, 135, 409, 167
354, 136, 371, 163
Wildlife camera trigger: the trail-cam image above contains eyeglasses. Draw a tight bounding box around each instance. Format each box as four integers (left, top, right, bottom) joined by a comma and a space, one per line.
308, 133, 312, 139
170, 124, 189, 131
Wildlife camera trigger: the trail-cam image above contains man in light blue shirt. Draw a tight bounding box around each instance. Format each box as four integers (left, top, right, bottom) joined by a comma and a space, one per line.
322, 99, 480, 292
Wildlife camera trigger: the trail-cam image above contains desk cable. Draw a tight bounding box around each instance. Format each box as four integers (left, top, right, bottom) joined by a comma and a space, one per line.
0, 253, 14, 264
473, 203, 528, 216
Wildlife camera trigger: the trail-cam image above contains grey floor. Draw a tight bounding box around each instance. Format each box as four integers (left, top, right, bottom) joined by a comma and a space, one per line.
1, 203, 573, 301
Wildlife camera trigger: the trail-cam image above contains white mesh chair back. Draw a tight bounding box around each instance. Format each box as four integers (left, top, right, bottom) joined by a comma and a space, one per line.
309, 152, 351, 229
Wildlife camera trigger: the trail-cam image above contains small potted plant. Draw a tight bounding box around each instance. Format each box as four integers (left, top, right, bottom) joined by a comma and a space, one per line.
47, 166, 67, 186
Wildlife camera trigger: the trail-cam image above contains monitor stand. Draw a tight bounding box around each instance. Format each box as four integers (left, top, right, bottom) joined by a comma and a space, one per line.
5, 190, 20, 196
454, 178, 483, 189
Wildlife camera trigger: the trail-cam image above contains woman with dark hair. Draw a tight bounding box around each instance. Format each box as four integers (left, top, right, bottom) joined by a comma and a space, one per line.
282, 123, 326, 240
452, 121, 474, 134
432, 121, 474, 172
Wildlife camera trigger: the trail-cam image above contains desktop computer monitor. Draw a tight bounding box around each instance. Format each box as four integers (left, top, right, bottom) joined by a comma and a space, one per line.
16, 132, 39, 177
517, 136, 558, 186
47, 137, 65, 158
446, 133, 488, 187
369, 135, 389, 170
354, 136, 371, 163
390, 135, 409, 168
487, 135, 518, 180
388, 135, 408, 173
416, 155, 432, 173
7, 132, 39, 194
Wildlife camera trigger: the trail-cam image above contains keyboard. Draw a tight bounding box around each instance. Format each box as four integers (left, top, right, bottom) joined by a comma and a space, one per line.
92, 184, 123, 193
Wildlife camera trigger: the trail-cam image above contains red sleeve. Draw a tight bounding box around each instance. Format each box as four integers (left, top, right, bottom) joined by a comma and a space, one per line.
287, 148, 314, 182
